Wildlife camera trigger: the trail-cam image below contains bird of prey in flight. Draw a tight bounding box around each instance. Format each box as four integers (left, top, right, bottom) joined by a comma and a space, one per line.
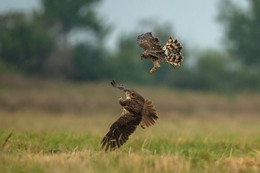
137, 32, 184, 73
101, 80, 158, 151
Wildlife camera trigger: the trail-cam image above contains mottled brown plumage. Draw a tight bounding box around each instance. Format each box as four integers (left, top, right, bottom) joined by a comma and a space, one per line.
101, 80, 158, 151
137, 32, 184, 73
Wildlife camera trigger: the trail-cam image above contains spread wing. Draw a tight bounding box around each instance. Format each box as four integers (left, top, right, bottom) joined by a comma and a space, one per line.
140, 99, 158, 128
137, 32, 163, 51
111, 80, 131, 92
101, 109, 142, 151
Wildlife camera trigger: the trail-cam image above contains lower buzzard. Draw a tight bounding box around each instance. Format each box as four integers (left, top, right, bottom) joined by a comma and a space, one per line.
101, 80, 158, 151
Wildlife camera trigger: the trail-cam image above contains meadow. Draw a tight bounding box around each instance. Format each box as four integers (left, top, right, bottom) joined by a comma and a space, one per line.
0, 76, 260, 173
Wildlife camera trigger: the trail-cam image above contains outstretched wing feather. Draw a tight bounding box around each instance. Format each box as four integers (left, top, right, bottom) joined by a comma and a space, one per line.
101, 110, 142, 151
111, 80, 130, 92
137, 32, 163, 51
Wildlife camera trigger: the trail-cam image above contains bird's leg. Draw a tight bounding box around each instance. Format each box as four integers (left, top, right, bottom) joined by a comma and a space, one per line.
150, 60, 160, 73
149, 67, 156, 73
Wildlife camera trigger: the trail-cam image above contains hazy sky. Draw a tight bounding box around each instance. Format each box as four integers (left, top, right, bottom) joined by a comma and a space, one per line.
0, 0, 248, 50
99, 0, 224, 50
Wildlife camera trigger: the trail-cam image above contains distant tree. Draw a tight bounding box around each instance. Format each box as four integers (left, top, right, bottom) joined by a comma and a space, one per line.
70, 44, 109, 81
37, 0, 110, 79
194, 50, 233, 91
39, 0, 109, 42
0, 13, 53, 74
218, 0, 260, 68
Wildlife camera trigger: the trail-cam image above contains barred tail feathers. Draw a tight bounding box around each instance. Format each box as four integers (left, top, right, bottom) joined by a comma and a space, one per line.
163, 37, 184, 67
167, 54, 184, 66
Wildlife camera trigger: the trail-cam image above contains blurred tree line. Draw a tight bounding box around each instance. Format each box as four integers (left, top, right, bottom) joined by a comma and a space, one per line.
0, 0, 259, 92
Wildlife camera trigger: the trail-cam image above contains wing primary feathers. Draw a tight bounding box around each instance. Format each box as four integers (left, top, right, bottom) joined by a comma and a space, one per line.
111, 80, 131, 91
137, 32, 162, 51
101, 112, 142, 151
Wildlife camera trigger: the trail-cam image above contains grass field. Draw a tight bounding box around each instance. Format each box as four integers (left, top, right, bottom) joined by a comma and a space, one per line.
0, 76, 260, 173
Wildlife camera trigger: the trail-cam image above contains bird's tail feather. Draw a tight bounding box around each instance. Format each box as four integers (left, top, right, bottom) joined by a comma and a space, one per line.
163, 37, 184, 66
140, 99, 158, 129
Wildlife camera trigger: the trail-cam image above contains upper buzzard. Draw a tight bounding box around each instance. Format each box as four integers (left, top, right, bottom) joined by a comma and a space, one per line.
101, 80, 158, 151
137, 32, 184, 73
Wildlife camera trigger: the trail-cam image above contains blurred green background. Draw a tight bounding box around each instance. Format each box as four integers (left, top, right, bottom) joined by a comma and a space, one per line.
0, 0, 259, 92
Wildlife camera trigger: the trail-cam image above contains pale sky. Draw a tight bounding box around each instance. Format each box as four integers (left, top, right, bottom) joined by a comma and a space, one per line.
0, 0, 248, 50
99, 0, 223, 50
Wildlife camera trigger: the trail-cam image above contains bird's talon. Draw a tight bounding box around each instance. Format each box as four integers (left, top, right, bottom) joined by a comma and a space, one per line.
149, 67, 156, 73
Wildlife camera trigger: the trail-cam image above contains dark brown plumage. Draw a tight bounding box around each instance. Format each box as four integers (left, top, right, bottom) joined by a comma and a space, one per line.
101, 80, 158, 151
137, 32, 184, 73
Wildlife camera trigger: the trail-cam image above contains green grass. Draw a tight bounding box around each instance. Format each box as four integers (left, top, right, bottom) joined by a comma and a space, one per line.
0, 77, 260, 172
0, 114, 259, 173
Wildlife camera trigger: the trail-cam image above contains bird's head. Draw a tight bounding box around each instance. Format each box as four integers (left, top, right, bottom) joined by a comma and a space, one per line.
125, 90, 144, 102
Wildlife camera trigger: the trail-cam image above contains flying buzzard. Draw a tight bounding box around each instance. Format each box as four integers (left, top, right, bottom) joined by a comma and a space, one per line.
101, 80, 158, 151
137, 32, 184, 73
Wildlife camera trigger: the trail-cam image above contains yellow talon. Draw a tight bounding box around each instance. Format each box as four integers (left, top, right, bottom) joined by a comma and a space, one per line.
149, 67, 156, 73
